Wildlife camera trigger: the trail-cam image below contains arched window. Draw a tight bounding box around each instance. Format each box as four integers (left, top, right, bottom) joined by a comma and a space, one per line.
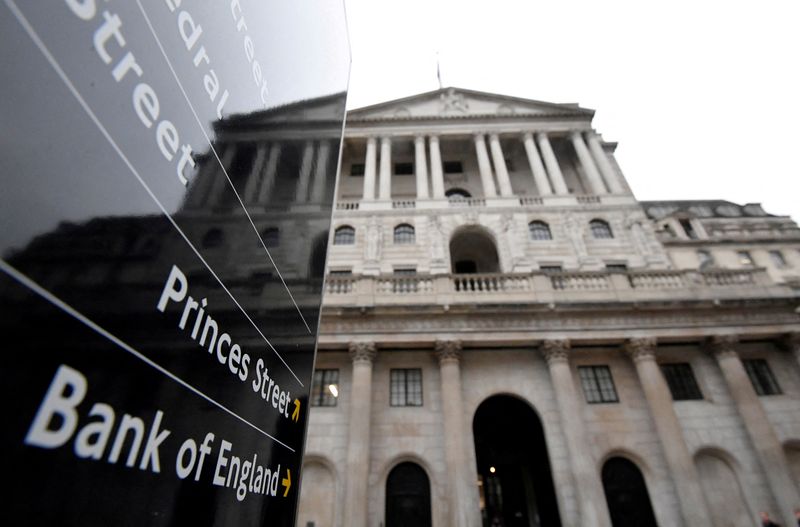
260, 227, 280, 248
602, 457, 658, 527
202, 228, 224, 248
393, 224, 415, 244
385, 462, 432, 527
333, 225, 355, 245
528, 220, 552, 241
590, 219, 613, 239
446, 188, 471, 200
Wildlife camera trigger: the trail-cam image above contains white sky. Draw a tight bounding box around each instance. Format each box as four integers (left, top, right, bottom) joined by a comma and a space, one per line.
343, 0, 800, 220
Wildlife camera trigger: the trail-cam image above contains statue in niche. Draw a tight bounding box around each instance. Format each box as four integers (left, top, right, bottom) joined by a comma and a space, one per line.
625, 213, 659, 257
501, 214, 523, 260
440, 88, 469, 113
564, 213, 588, 258
365, 218, 382, 262
429, 217, 445, 262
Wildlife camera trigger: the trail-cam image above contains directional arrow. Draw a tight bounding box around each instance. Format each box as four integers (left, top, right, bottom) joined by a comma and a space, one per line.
292, 399, 300, 422
282, 468, 291, 497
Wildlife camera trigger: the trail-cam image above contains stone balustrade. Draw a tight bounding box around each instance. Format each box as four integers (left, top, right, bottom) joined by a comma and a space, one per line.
323, 267, 794, 307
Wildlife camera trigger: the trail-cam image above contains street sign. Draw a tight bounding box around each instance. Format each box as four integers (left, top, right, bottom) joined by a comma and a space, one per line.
0, 1, 348, 525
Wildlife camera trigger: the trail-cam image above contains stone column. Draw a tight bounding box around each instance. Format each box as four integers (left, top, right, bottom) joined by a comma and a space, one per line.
522, 132, 552, 196
208, 144, 238, 206
429, 135, 445, 199
310, 140, 331, 203
436, 340, 481, 527
342, 341, 377, 527
489, 133, 513, 197
586, 132, 624, 194
710, 335, 799, 526
243, 144, 268, 203
186, 144, 226, 208
379, 136, 392, 201
625, 338, 712, 526
362, 137, 377, 201
536, 132, 569, 195
294, 141, 315, 203
541, 340, 611, 527
414, 135, 429, 199
473, 133, 497, 198
256, 143, 282, 204
570, 131, 607, 195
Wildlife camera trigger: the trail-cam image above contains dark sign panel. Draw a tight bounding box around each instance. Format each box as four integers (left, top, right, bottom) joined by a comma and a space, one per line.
0, 1, 348, 525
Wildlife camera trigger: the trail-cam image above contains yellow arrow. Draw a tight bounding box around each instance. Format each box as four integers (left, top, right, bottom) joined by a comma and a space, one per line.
292, 399, 300, 422
282, 468, 291, 497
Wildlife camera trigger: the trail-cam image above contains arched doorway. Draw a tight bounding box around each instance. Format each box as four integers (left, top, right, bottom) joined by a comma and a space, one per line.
473, 395, 561, 527
296, 460, 336, 527
601, 457, 657, 527
450, 226, 500, 274
385, 462, 432, 527
695, 450, 751, 527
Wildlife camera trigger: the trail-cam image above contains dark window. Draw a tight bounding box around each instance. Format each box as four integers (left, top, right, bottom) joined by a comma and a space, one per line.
454, 260, 477, 274
202, 228, 224, 248
602, 457, 658, 527
393, 267, 417, 292
394, 162, 413, 175
528, 221, 552, 241
679, 219, 698, 239
261, 227, 279, 248
394, 268, 416, 276
769, 250, 788, 268
605, 263, 628, 272
310, 369, 339, 406
578, 366, 619, 403
443, 161, 463, 173
660, 363, 703, 400
385, 462, 432, 527
333, 226, 355, 245
540, 265, 563, 273
350, 163, 365, 176
390, 368, 423, 406
393, 224, 415, 244
737, 250, 754, 267
742, 359, 781, 396
590, 219, 613, 239
329, 269, 352, 276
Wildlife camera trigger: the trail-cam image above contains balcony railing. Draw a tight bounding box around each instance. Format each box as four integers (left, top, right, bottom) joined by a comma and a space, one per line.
323, 268, 793, 307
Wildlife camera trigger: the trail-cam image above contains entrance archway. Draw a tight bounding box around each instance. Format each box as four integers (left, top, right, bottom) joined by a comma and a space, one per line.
385, 462, 432, 527
473, 395, 561, 527
601, 457, 657, 527
450, 226, 500, 274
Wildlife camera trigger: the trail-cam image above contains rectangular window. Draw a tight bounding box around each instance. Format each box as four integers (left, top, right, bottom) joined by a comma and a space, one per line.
660, 363, 703, 400
310, 369, 339, 406
578, 366, 619, 403
443, 161, 463, 174
697, 250, 714, 269
394, 162, 413, 175
679, 219, 698, 239
390, 368, 423, 406
742, 359, 781, 396
605, 263, 628, 272
540, 265, 563, 273
769, 250, 788, 268
737, 250, 754, 267
350, 163, 365, 176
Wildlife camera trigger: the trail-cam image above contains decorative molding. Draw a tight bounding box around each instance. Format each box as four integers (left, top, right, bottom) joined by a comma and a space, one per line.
348, 341, 377, 364
625, 337, 657, 362
707, 334, 739, 359
435, 340, 462, 364
541, 339, 570, 365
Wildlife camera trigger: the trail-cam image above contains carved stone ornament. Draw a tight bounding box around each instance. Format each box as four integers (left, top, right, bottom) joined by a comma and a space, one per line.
625, 337, 657, 362
435, 340, 462, 364
707, 334, 739, 359
541, 339, 570, 364
349, 341, 377, 364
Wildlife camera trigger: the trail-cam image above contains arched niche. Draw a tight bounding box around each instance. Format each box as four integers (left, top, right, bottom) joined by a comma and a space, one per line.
450, 225, 500, 274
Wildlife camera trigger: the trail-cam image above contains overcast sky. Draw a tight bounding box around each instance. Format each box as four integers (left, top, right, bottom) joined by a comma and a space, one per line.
343, 0, 800, 220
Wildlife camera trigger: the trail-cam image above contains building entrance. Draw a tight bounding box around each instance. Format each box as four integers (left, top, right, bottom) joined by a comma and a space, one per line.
473, 395, 561, 527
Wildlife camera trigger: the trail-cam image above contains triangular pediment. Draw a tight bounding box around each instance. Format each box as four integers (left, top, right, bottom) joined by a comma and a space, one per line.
348, 87, 593, 121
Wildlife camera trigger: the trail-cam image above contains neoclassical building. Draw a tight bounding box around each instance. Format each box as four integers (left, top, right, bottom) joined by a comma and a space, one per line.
297, 88, 800, 527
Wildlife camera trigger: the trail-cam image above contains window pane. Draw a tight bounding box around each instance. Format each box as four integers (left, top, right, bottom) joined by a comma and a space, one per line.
528, 221, 552, 241
660, 363, 702, 400
390, 368, 423, 406
579, 366, 618, 403
394, 224, 415, 244
743, 359, 781, 396
334, 226, 355, 245
590, 220, 613, 239
311, 369, 339, 407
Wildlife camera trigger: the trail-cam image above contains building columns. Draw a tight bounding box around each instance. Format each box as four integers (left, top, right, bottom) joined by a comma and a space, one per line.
710, 335, 799, 526
414, 135, 429, 199
208, 144, 238, 206
379, 136, 392, 201
586, 132, 624, 194
522, 132, 552, 196
362, 137, 377, 201
625, 338, 712, 526
536, 132, 569, 195
310, 140, 330, 203
474, 133, 497, 198
429, 135, 445, 199
294, 141, 315, 203
256, 143, 282, 204
243, 144, 268, 203
570, 131, 607, 195
342, 341, 377, 527
436, 340, 481, 527
489, 133, 513, 197
541, 340, 611, 527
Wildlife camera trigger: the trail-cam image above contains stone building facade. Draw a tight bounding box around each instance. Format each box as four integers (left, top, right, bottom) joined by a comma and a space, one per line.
296, 88, 800, 527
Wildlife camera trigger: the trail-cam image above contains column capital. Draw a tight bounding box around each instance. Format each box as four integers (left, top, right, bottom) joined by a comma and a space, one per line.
521, 131, 534, 140
349, 341, 377, 364
414, 134, 426, 143
541, 339, 570, 365
707, 335, 739, 359
625, 337, 658, 362
435, 340, 462, 364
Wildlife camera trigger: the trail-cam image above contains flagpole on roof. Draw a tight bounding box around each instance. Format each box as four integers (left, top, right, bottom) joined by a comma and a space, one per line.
436, 51, 443, 89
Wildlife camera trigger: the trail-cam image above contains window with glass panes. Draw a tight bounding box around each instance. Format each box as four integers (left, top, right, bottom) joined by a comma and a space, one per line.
528, 221, 552, 241
310, 369, 339, 406
742, 359, 781, 396
393, 224, 415, 244
660, 363, 703, 400
390, 368, 423, 406
578, 365, 619, 403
